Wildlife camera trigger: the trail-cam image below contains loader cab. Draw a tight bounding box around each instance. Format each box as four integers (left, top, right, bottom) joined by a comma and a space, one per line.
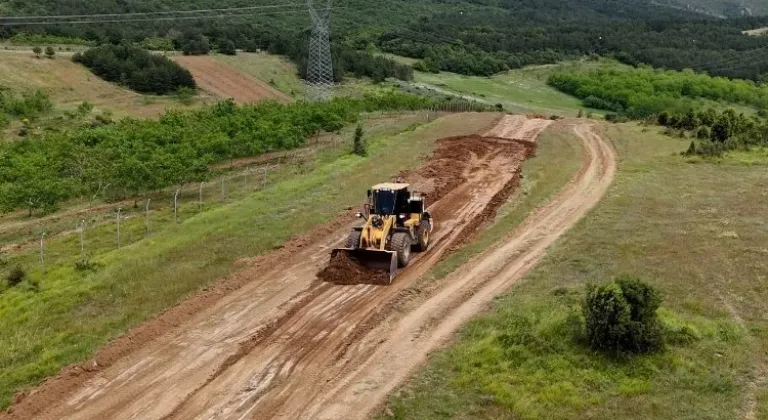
368, 183, 428, 227
369, 183, 412, 215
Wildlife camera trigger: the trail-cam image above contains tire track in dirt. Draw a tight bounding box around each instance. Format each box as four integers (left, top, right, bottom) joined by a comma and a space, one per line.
13, 115, 567, 420
305, 122, 616, 420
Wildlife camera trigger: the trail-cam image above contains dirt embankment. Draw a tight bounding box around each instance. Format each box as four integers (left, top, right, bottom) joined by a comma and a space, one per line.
4, 115, 610, 420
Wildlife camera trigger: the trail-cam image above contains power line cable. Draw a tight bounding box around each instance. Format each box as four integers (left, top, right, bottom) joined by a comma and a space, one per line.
0, 2, 306, 20
0, 7, 340, 26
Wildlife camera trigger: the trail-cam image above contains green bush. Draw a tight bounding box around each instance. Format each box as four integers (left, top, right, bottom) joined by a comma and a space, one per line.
74, 255, 100, 272
180, 34, 211, 56
5, 266, 26, 287
583, 276, 664, 355
218, 39, 237, 56
696, 126, 711, 139
353, 124, 366, 156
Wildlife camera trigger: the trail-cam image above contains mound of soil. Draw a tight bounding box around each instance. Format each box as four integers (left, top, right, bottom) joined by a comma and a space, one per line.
318, 252, 392, 285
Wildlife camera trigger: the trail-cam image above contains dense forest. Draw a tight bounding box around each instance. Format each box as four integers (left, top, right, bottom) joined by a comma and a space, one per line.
73, 44, 196, 94
380, 2, 768, 79
0, 92, 443, 215
1, 0, 768, 81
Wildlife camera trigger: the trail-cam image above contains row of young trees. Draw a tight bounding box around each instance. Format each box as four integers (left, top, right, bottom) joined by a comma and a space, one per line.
547, 64, 768, 157
73, 44, 196, 95
0, 92, 434, 215
548, 64, 768, 118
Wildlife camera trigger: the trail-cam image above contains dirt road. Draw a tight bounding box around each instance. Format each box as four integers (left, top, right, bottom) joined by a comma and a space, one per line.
174, 56, 291, 104
10, 116, 615, 420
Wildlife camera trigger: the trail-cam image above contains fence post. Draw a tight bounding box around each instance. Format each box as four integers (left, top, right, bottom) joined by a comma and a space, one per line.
40, 232, 46, 273
117, 207, 122, 250
79, 219, 85, 255
145, 199, 151, 235
263, 166, 269, 188
199, 182, 204, 209
174, 189, 180, 223
221, 178, 226, 201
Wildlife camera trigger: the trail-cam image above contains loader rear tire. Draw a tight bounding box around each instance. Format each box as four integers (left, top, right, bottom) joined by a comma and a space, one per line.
391, 232, 411, 268
413, 220, 431, 252
346, 230, 362, 249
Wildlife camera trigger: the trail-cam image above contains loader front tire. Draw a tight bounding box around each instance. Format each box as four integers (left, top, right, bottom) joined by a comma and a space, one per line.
391, 232, 411, 268
414, 220, 431, 252
346, 230, 362, 249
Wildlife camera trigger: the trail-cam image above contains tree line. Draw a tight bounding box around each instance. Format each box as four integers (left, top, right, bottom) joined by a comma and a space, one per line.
547, 63, 768, 157
548, 64, 768, 118
0, 92, 435, 215
73, 44, 196, 95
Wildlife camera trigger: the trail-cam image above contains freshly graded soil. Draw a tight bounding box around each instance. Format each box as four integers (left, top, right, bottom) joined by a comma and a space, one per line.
318, 252, 392, 285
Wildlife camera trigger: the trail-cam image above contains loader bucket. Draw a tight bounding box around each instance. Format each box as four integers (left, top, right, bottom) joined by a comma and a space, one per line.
327, 248, 398, 285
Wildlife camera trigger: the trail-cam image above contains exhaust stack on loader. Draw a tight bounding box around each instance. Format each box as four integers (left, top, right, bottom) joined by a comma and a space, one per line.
327, 183, 433, 285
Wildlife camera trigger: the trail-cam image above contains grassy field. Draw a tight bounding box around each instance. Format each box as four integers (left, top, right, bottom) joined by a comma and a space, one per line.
413, 63, 596, 117
213, 52, 306, 98
213, 52, 384, 100
380, 122, 768, 419
0, 50, 210, 118
0, 111, 499, 409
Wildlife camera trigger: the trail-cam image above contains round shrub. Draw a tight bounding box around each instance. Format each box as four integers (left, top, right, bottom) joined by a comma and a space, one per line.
6, 266, 26, 287
583, 276, 664, 355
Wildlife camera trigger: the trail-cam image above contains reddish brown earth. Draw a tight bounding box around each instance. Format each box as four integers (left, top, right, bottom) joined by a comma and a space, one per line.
318, 134, 536, 285
4, 115, 617, 420
174, 56, 291, 104
317, 252, 393, 285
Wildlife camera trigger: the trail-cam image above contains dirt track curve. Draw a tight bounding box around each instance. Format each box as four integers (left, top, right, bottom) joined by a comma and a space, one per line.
7, 116, 616, 420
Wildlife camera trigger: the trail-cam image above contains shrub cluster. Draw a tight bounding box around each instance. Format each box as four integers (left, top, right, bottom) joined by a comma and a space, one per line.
658, 108, 768, 157
0, 90, 51, 125
73, 44, 196, 95
5, 266, 25, 287
583, 276, 664, 355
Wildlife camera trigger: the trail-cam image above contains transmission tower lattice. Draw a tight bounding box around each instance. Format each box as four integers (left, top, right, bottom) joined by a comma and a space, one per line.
306, 0, 334, 100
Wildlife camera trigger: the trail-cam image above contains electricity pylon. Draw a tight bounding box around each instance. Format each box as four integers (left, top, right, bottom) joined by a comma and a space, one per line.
306, 0, 334, 100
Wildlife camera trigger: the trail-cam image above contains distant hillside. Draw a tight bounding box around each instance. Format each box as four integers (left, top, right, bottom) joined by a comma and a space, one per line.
0, 0, 767, 81
665, 0, 768, 17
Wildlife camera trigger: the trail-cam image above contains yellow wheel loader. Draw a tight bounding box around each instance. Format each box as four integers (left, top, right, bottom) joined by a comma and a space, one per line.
330, 183, 433, 284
